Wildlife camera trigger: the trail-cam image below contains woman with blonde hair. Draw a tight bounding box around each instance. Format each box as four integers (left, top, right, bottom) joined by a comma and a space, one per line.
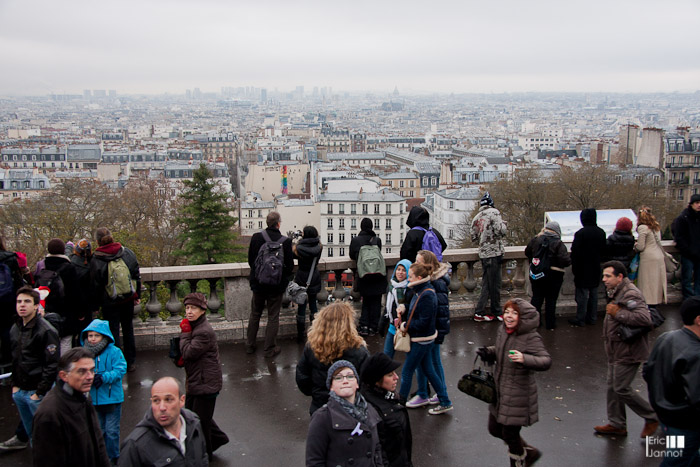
296, 302, 369, 415
635, 206, 667, 306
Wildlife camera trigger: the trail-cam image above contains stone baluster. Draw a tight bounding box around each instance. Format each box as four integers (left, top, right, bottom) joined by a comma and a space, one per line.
165, 280, 183, 321
463, 261, 477, 293
448, 261, 462, 293
350, 269, 361, 302
207, 278, 222, 321
512, 258, 527, 294
333, 269, 347, 301
145, 281, 162, 323
316, 271, 330, 304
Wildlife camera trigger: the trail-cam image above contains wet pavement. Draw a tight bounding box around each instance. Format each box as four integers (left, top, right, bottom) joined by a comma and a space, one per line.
0, 304, 683, 467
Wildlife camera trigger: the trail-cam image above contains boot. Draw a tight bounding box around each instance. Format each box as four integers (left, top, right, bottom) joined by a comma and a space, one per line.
524, 446, 541, 466
296, 320, 306, 342
509, 451, 526, 467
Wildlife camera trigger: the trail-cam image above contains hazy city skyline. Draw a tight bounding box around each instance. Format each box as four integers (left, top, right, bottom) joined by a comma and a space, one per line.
1, 0, 699, 96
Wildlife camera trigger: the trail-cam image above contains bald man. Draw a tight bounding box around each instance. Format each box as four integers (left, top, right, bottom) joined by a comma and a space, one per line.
119, 377, 208, 466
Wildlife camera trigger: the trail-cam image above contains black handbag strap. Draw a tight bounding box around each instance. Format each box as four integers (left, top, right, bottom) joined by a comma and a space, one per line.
473, 354, 495, 370
305, 257, 318, 287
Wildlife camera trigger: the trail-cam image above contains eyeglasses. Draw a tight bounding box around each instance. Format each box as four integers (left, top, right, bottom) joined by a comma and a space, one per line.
332, 374, 356, 382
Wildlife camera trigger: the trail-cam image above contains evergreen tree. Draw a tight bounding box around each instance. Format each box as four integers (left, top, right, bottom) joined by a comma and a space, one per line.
175, 164, 243, 264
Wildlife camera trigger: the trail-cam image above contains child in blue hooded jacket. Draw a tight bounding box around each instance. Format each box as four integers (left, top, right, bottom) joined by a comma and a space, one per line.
81, 318, 127, 465
381, 259, 412, 358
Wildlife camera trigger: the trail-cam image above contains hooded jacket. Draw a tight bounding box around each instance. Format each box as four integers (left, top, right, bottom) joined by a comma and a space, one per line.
10, 313, 59, 396
381, 259, 412, 335
430, 263, 451, 345
672, 204, 700, 262
349, 229, 387, 296
32, 379, 110, 467
400, 207, 447, 263
89, 243, 141, 307
179, 313, 223, 396
119, 407, 208, 467
571, 208, 606, 288
470, 205, 507, 259
484, 298, 551, 427
603, 277, 652, 365
293, 236, 323, 295
525, 229, 571, 273
80, 319, 127, 406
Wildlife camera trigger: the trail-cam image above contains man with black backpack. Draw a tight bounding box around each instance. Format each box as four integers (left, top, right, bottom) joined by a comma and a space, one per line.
401, 206, 447, 263
89, 228, 141, 372
350, 218, 387, 336
247, 212, 293, 358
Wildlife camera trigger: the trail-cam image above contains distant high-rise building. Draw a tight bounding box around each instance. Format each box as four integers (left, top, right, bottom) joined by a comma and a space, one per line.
93, 89, 106, 98
615, 124, 639, 165
312, 86, 319, 97
83, 89, 91, 99
260, 88, 267, 103
108, 90, 117, 98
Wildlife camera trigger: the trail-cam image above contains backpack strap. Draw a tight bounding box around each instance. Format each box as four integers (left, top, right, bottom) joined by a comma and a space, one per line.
404, 288, 436, 331
261, 229, 286, 245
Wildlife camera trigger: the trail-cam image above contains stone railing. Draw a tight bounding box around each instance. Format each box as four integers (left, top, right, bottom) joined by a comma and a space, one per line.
134, 241, 682, 349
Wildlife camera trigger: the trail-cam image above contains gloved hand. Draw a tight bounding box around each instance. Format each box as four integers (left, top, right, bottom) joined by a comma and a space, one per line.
179, 319, 192, 333
476, 347, 496, 365
93, 374, 103, 389
606, 303, 621, 317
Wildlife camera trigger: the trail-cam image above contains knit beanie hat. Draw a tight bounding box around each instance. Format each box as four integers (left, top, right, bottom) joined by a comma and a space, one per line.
544, 221, 562, 237
47, 238, 66, 255
75, 238, 92, 255
480, 191, 494, 207
15, 252, 27, 268
690, 194, 700, 205
615, 217, 633, 232
326, 360, 359, 389
360, 218, 373, 232
183, 292, 208, 311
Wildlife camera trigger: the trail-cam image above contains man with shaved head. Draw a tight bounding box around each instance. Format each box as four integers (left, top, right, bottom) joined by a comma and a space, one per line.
119, 377, 208, 466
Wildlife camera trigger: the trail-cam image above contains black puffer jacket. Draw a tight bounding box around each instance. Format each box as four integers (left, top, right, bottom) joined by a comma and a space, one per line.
571, 209, 606, 288
42, 255, 82, 336
349, 230, 387, 296
430, 263, 451, 345
89, 243, 141, 307
604, 230, 636, 270
296, 344, 370, 415
10, 314, 59, 396
247, 227, 294, 295
180, 314, 222, 396
293, 237, 323, 295
673, 206, 700, 262
400, 206, 447, 263
362, 385, 413, 467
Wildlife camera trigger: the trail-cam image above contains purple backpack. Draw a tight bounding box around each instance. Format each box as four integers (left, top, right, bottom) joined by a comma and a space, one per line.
412, 226, 443, 261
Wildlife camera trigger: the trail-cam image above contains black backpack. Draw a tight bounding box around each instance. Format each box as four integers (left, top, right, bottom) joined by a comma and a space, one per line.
529, 237, 551, 281
254, 230, 287, 286
35, 266, 66, 314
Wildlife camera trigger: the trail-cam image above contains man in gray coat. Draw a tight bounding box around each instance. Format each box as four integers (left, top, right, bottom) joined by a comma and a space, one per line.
119, 377, 208, 467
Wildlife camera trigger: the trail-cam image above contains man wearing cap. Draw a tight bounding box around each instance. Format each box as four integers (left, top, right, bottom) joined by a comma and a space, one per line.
360, 353, 412, 467
672, 194, 700, 299
643, 296, 700, 466
471, 192, 508, 322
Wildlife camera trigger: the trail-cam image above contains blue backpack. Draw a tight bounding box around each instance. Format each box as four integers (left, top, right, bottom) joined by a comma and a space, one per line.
412, 226, 443, 261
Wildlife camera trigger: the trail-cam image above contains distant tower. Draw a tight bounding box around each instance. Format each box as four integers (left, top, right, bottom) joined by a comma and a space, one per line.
393, 86, 399, 97
261, 88, 267, 103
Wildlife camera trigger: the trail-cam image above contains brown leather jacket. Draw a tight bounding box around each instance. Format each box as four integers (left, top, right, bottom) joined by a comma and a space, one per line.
603, 277, 652, 365
180, 314, 223, 395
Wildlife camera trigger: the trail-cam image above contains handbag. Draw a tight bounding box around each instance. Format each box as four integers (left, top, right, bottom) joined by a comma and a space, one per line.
628, 253, 640, 281
287, 257, 317, 305
616, 306, 665, 343
393, 290, 431, 353
458, 355, 498, 404
169, 336, 183, 367
652, 232, 679, 273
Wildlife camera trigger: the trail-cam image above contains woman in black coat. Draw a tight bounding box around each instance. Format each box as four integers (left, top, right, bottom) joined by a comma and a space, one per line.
361, 353, 413, 467
349, 218, 387, 336
293, 226, 323, 341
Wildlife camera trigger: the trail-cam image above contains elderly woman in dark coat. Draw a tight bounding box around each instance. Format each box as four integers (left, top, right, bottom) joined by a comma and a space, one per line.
361, 353, 413, 467
477, 298, 551, 467
306, 360, 384, 467
179, 292, 229, 460
293, 226, 323, 341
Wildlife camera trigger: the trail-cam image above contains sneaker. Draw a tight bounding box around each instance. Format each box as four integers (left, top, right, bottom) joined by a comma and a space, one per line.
428, 394, 439, 405
368, 328, 377, 337
0, 435, 28, 451
264, 346, 281, 358
474, 314, 495, 322
245, 345, 256, 354
405, 395, 431, 408
359, 326, 369, 336
428, 404, 453, 415
496, 315, 504, 322
594, 424, 627, 436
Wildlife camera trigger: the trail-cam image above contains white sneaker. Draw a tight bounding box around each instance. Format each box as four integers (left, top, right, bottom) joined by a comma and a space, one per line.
0, 435, 28, 450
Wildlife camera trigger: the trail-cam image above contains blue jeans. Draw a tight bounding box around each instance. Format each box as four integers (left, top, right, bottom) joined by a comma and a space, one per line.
399, 342, 451, 407
416, 343, 445, 398
680, 256, 700, 299
12, 389, 43, 442
575, 286, 599, 323
659, 423, 700, 467
383, 330, 395, 358
97, 404, 122, 461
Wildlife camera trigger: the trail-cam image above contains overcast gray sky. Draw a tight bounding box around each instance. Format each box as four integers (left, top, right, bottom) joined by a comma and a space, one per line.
1, 0, 699, 96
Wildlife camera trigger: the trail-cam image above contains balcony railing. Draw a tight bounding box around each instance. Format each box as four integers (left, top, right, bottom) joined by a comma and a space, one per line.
134, 242, 682, 349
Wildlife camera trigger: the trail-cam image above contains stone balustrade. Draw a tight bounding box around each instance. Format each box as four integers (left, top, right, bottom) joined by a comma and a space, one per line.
134, 241, 682, 349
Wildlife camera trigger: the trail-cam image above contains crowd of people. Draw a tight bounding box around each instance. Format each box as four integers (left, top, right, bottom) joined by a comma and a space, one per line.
0, 195, 698, 466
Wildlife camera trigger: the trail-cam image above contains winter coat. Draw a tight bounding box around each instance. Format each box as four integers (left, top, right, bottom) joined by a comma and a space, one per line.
404, 278, 437, 341
484, 298, 551, 427
89, 243, 141, 307
430, 263, 451, 345
296, 344, 370, 415
672, 205, 700, 262
470, 205, 507, 259
350, 230, 387, 296
80, 319, 126, 406
305, 397, 384, 467
119, 407, 208, 467
361, 385, 413, 467
635, 224, 667, 305
180, 314, 223, 396
32, 379, 110, 467
10, 314, 59, 396
603, 277, 652, 365
525, 230, 571, 272
70, 253, 95, 330
380, 260, 412, 336
247, 227, 294, 295
42, 255, 82, 336
571, 209, 606, 288
400, 207, 447, 263
604, 230, 636, 270
643, 328, 700, 430
293, 237, 323, 295
0, 250, 23, 327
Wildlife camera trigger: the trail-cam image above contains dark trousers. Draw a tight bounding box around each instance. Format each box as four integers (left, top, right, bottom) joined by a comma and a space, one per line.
296, 294, 319, 327
575, 285, 599, 324
476, 256, 503, 316
359, 294, 382, 331
680, 255, 700, 298
247, 292, 282, 352
488, 412, 524, 456
530, 271, 564, 329
102, 301, 136, 366
185, 394, 229, 458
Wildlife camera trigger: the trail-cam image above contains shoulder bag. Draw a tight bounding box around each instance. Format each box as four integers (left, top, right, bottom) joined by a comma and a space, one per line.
652, 233, 679, 273
393, 289, 432, 352
286, 257, 317, 305
616, 306, 666, 343
458, 355, 498, 404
